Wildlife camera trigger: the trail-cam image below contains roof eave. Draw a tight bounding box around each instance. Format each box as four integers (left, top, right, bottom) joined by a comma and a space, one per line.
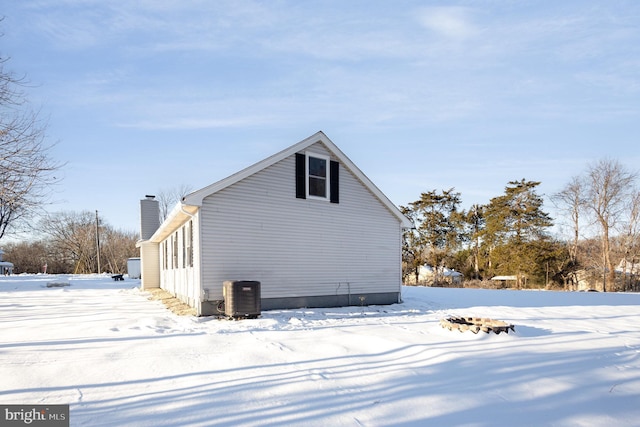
147, 203, 198, 243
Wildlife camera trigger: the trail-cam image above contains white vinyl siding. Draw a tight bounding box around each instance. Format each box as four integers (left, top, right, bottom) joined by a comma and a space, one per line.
159, 219, 199, 307
200, 142, 402, 301
139, 241, 160, 289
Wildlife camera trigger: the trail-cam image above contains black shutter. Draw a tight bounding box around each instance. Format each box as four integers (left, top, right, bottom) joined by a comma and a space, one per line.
295, 153, 306, 199
330, 160, 339, 204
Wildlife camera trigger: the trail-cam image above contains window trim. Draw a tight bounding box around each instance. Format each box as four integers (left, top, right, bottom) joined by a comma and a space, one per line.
305, 151, 331, 201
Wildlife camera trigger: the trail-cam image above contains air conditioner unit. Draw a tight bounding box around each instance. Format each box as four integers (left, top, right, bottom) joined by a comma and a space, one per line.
223, 280, 261, 319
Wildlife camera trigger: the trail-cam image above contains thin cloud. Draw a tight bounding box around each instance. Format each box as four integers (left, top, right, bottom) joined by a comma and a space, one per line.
119, 116, 271, 130
22, 0, 274, 52
416, 6, 478, 40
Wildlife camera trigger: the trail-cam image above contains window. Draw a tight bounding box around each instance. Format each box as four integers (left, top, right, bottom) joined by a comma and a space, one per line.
186, 220, 193, 267
162, 241, 168, 270
181, 227, 186, 268
172, 232, 178, 269
307, 153, 329, 199
295, 152, 340, 203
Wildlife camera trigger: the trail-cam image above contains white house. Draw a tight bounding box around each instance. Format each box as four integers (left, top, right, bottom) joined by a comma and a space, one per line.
137, 131, 412, 315
405, 265, 463, 286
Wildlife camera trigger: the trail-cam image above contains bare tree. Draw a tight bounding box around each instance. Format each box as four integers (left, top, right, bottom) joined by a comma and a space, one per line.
41, 211, 97, 273
40, 210, 138, 274
619, 191, 640, 291
551, 176, 584, 289
552, 176, 583, 263
100, 227, 138, 274
157, 184, 193, 221
3, 240, 64, 273
1, 35, 61, 240
582, 158, 637, 291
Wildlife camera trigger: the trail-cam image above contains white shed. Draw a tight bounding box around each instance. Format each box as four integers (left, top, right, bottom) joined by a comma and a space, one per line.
137, 131, 412, 315
0, 249, 13, 275
405, 265, 463, 285
127, 257, 141, 279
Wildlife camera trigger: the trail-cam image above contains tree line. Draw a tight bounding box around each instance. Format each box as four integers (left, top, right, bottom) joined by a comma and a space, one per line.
402, 158, 639, 292
4, 211, 138, 274
0, 183, 192, 275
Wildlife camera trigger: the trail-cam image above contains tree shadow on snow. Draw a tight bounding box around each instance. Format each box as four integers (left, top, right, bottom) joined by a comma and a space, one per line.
4, 331, 637, 427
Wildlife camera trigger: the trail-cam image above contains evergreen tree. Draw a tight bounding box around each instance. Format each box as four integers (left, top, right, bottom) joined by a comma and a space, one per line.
402, 188, 464, 284
483, 179, 553, 287
462, 204, 485, 280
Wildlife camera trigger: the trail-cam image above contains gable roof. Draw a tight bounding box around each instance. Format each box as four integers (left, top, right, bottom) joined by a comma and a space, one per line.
185, 131, 411, 227
151, 131, 412, 241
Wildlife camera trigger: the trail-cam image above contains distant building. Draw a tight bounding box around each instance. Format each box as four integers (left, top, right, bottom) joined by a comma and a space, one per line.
573, 260, 640, 292
127, 257, 141, 279
0, 249, 14, 275
406, 265, 463, 286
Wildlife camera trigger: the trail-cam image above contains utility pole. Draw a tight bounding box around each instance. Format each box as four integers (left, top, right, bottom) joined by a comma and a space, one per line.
95, 210, 101, 274
603, 250, 607, 292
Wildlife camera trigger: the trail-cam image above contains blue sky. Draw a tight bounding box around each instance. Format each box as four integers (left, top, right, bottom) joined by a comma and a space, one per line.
2, 1, 639, 235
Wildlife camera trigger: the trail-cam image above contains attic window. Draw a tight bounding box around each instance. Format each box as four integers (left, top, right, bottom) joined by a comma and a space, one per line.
308, 154, 329, 199
296, 152, 339, 203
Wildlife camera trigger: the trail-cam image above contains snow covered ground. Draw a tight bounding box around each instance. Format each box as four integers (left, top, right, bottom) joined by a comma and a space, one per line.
1, 274, 639, 427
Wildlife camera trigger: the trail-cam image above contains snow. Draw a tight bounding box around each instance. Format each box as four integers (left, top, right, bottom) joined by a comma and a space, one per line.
2, 274, 640, 427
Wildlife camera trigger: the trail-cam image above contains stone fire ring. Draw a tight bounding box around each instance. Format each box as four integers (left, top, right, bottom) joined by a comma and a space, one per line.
440, 317, 515, 334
